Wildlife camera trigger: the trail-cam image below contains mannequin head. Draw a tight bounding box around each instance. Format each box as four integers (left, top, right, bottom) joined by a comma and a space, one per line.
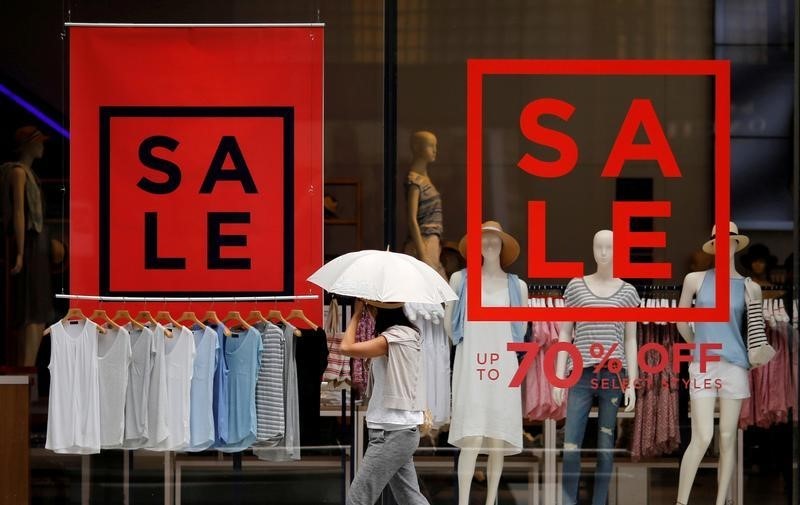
701, 221, 749, 258
727, 237, 740, 259
481, 230, 503, 262
593, 229, 613, 266
410, 131, 437, 163
458, 220, 520, 269
14, 126, 47, 162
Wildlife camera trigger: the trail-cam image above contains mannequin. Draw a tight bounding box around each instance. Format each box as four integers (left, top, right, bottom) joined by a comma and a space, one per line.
405, 131, 446, 278
552, 230, 639, 505
1, 126, 54, 366
444, 221, 526, 505
675, 222, 759, 505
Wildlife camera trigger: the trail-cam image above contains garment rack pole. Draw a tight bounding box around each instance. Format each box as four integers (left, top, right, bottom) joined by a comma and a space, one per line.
54, 294, 319, 302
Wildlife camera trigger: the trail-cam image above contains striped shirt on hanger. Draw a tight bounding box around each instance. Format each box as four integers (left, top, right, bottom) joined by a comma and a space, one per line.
254, 322, 286, 446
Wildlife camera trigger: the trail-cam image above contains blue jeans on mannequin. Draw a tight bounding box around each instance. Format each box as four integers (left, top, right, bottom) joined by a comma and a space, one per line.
562, 367, 626, 505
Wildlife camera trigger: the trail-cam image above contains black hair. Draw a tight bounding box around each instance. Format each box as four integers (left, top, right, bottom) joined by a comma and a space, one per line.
374, 306, 418, 336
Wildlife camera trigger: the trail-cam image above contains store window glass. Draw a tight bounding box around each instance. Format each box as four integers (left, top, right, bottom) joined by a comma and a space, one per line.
396, 1, 796, 505
0, 1, 797, 505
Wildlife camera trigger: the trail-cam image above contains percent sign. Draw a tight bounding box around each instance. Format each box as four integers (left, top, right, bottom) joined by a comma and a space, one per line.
590, 343, 623, 373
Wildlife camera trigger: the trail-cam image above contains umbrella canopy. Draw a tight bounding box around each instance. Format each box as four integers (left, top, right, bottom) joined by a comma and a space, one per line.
307, 250, 458, 304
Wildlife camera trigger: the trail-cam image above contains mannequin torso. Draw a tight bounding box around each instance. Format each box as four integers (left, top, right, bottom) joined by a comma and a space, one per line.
405, 131, 445, 278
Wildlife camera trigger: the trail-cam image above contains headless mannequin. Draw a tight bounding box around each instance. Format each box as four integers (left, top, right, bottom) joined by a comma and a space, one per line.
9, 138, 47, 366
444, 231, 527, 505
405, 131, 446, 278
675, 238, 760, 505
552, 230, 638, 505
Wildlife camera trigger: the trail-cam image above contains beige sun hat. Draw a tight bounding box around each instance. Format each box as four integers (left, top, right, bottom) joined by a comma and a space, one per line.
702, 221, 750, 255
458, 220, 521, 268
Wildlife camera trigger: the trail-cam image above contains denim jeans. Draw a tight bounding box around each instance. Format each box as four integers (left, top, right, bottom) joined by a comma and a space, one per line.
562, 367, 626, 505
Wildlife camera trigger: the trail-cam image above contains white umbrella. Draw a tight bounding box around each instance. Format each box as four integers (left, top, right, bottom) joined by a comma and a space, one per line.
307, 249, 458, 304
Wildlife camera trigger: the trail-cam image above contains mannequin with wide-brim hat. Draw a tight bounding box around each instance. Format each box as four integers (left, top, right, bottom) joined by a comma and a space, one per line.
444, 221, 527, 505
674, 221, 761, 505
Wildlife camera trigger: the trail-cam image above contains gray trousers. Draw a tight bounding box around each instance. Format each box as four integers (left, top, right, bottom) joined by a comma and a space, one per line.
347, 427, 429, 505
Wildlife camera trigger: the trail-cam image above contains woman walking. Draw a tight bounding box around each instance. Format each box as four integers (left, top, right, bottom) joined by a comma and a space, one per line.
341, 299, 430, 505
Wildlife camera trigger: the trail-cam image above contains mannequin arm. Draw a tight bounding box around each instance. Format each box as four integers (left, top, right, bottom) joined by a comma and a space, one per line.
516, 278, 528, 309
554, 321, 575, 379
10, 166, 26, 274
443, 270, 462, 339
552, 320, 575, 406
406, 184, 426, 259
623, 321, 638, 411
744, 278, 763, 305
676, 272, 700, 342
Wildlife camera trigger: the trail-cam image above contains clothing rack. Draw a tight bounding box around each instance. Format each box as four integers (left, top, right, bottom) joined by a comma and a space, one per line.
54, 294, 319, 302
759, 284, 793, 291
528, 284, 566, 292
528, 283, 684, 293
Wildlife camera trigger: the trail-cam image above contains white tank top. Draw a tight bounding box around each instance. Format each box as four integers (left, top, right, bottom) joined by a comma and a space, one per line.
150, 325, 196, 451
123, 324, 155, 449
46, 320, 102, 454
97, 326, 132, 448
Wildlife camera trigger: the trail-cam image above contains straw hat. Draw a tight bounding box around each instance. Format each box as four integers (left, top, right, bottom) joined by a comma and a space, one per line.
13, 126, 49, 148
458, 221, 521, 268
702, 221, 750, 255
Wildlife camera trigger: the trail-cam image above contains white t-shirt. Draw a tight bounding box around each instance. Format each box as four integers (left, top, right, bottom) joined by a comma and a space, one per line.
46, 320, 102, 454
123, 324, 155, 448
150, 325, 196, 451
366, 354, 423, 430
97, 326, 132, 448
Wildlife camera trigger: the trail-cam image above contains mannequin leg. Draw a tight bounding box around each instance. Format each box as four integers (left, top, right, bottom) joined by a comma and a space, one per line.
562, 371, 594, 505
421, 235, 446, 278
484, 438, 505, 505
592, 376, 623, 505
714, 398, 743, 505
457, 436, 483, 505
677, 397, 716, 504
22, 323, 44, 367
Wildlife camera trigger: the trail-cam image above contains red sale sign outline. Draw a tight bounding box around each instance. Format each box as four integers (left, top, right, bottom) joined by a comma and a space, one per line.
466, 59, 731, 323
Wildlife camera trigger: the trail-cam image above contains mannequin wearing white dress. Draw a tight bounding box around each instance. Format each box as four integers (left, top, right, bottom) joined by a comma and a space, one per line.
445, 224, 526, 505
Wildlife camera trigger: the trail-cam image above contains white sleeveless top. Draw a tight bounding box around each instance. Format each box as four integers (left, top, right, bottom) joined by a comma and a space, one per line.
97, 326, 132, 448
123, 324, 154, 448
46, 320, 102, 454
150, 325, 196, 451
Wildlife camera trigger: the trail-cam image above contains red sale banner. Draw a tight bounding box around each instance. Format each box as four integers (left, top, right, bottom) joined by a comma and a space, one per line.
466, 59, 731, 323
70, 25, 323, 321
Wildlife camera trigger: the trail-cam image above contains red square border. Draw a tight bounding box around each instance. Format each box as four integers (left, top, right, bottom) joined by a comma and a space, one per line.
466, 59, 730, 322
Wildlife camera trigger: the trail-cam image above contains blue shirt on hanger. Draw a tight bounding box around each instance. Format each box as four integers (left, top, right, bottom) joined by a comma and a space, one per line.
217, 326, 263, 452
